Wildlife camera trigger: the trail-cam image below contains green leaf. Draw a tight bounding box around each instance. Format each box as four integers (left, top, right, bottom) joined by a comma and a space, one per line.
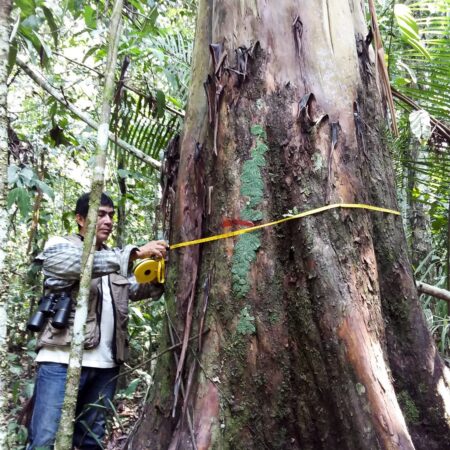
32, 29, 53, 60
82, 45, 101, 63
7, 40, 18, 76
395, 4, 419, 34
141, 8, 159, 34
6, 352, 18, 362
7, 187, 31, 217
19, 21, 49, 65
122, 378, 140, 397
9, 13, 20, 42
9, 365, 23, 376
394, 4, 431, 60
21, 14, 41, 30
15, 0, 36, 18
25, 380, 35, 398
407, 38, 432, 61
41, 6, 58, 47
7, 165, 19, 184
167, 95, 183, 109
83, 4, 97, 30
20, 167, 34, 183
33, 179, 55, 200
67, 0, 84, 17
155, 90, 166, 118
128, 0, 145, 13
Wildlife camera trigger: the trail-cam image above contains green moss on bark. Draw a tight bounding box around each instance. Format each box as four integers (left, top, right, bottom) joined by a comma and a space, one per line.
232, 124, 268, 298
236, 306, 256, 335
232, 233, 261, 299
398, 390, 420, 425
240, 140, 268, 221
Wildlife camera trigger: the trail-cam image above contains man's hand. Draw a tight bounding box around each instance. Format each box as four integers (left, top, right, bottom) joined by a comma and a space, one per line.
131, 240, 168, 261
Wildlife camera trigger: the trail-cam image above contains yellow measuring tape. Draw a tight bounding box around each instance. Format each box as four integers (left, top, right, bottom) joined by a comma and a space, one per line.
134, 203, 400, 283
170, 203, 400, 250
134, 258, 165, 284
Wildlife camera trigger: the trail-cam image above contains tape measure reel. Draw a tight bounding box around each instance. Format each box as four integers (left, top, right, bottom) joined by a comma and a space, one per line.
134, 258, 165, 284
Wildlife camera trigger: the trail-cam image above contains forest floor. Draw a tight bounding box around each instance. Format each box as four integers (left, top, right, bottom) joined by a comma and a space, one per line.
105, 394, 144, 450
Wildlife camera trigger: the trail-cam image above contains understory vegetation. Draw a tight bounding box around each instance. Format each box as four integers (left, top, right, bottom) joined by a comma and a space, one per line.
2, 0, 449, 448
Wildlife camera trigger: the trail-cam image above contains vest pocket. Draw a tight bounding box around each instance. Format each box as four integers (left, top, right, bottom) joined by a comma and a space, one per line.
111, 278, 129, 317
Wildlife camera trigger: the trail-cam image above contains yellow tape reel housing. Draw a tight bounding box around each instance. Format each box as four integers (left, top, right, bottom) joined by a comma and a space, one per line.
134, 258, 165, 284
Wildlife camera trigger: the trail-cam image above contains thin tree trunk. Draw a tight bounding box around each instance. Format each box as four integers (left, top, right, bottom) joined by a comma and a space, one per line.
116, 153, 127, 248
54, 1, 123, 448
0, 0, 11, 447
15, 57, 160, 169
131, 1, 450, 449
407, 140, 432, 268
26, 151, 45, 255
24, 152, 46, 345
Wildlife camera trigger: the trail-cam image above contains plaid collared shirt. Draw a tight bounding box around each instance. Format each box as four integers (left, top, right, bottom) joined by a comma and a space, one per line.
36, 235, 163, 300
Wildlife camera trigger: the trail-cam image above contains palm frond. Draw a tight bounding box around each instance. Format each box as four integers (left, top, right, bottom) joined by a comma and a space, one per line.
145, 29, 193, 107
111, 90, 182, 172
391, 3, 450, 129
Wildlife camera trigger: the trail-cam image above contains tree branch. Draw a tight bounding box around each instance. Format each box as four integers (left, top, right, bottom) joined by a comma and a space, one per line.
53, 50, 185, 118
391, 86, 450, 142
417, 281, 450, 304
368, 0, 399, 136
15, 56, 161, 170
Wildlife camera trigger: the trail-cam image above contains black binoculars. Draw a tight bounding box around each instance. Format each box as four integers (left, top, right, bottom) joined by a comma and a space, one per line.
27, 292, 72, 332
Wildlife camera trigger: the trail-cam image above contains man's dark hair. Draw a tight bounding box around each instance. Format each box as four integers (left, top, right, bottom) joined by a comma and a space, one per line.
75, 192, 114, 218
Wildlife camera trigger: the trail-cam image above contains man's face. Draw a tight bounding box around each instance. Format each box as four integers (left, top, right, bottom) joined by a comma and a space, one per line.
76, 205, 115, 245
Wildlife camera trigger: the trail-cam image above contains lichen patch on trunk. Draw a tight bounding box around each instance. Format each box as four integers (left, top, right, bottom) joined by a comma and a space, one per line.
231, 123, 268, 298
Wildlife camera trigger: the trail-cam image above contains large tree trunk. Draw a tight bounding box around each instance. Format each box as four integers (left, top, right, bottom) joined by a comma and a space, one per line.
131, 1, 450, 449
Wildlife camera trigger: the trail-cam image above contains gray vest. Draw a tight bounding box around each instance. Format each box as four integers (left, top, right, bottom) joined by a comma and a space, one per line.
36, 234, 131, 364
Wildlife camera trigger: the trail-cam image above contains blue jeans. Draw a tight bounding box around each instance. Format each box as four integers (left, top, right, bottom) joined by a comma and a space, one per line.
27, 363, 119, 450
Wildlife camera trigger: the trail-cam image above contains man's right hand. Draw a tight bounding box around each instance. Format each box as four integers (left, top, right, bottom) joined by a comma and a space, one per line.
131, 240, 168, 261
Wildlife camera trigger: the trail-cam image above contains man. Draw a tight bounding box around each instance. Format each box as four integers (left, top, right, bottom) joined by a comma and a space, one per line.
27, 192, 167, 450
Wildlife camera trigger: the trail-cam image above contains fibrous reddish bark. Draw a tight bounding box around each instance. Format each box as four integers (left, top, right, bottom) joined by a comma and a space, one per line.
131, 1, 450, 449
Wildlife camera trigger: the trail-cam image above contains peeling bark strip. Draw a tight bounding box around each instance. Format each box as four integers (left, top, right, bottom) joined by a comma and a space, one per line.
327, 121, 340, 201
131, 1, 450, 449
160, 134, 181, 230
172, 263, 199, 416
292, 15, 303, 57
204, 40, 258, 155
204, 43, 226, 155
